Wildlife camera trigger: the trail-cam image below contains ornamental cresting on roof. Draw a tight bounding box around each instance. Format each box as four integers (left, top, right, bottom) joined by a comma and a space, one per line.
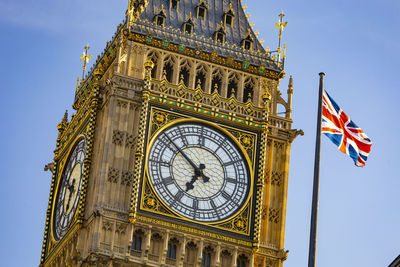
130, 0, 282, 71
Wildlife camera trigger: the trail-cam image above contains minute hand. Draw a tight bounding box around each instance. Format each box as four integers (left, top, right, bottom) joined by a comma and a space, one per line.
164, 134, 210, 183
164, 134, 199, 171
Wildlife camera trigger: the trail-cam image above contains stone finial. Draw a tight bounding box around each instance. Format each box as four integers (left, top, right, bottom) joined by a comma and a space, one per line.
288, 75, 293, 90
57, 110, 69, 136
196, 79, 202, 89
213, 83, 219, 93
287, 75, 294, 119
62, 110, 68, 124
179, 74, 185, 84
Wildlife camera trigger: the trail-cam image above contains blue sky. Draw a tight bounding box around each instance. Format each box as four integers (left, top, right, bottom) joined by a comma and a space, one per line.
0, 0, 398, 266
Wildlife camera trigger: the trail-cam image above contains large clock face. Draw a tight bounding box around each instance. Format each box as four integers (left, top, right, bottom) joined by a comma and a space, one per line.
53, 138, 86, 241
147, 121, 250, 223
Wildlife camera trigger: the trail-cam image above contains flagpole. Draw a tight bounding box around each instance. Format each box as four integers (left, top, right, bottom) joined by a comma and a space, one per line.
308, 72, 325, 267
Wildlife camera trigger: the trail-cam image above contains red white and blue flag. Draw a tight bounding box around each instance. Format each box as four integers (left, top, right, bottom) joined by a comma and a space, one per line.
322, 90, 372, 167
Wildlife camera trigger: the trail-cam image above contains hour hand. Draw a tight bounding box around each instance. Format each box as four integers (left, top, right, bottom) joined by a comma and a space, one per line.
186, 175, 198, 192
197, 164, 210, 183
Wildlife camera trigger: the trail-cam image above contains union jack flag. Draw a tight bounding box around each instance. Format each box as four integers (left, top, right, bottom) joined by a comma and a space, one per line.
322, 90, 372, 167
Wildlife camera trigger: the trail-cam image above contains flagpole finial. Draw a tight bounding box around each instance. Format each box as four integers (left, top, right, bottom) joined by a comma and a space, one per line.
319, 72, 325, 77
80, 43, 92, 83
275, 10, 287, 59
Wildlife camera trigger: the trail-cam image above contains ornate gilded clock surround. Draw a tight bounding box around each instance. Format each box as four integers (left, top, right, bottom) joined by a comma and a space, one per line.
40, 80, 101, 265
132, 103, 263, 245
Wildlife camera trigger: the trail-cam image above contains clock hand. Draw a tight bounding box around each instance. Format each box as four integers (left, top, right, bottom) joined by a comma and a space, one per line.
186, 175, 198, 191
164, 133, 211, 184
164, 133, 201, 172
198, 164, 210, 183
65, 179, 76, 211
185, 165, 211, 192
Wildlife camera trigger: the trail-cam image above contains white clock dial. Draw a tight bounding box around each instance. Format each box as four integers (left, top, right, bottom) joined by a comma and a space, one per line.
53, 138, 86, 241
147, 122, 250, 223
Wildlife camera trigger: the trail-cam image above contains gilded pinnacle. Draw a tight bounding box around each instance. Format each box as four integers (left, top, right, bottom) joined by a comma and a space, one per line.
80, 43, 92, 82
275, 10, 287, 51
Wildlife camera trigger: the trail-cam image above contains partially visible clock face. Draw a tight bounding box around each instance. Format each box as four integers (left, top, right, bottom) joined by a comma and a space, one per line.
147, 121, 250, 223
53, 138, 86, 241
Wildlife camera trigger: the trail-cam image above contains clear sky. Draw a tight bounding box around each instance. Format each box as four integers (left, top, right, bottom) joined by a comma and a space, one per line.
0, 0, 398, 266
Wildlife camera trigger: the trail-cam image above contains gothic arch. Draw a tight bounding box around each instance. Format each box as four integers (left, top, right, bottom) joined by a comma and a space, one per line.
195, 63, 209, 91
227, 72, 240, 98
162, 55, 177, 83
184, 241, 198, 265
146, 50, 161, 79
211, 68, 223, 94
179, 59, 192, 87
243, 76, 256, 102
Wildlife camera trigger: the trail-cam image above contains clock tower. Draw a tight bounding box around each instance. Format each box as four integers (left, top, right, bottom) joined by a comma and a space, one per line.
40, 1, 302, 266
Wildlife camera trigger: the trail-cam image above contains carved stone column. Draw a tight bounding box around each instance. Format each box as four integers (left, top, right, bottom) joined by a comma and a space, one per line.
238, 73, 245, 102
161, 230, 170, 264
197, 239, 204, 267
144, 226, 152, 262
221, 69, 229, 98
233, 247, 238, 267
179, 235, 187, 267
215, 243, 221, 267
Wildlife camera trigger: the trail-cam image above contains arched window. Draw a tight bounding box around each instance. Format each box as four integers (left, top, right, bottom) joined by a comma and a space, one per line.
167, 238, 179, 259
211, 69, 223, 94
227, 73, 239, 98
243, 77, 255, 102
195, 64, 208, 91
179, 60, 191, 87
184, 242, 197, 265
220, 250, 232, 267
150, 233, 163, 255
201, 246, 213, 267
131, 229, 144, 251
236, 254, 248, 267
163, 56, 176, 83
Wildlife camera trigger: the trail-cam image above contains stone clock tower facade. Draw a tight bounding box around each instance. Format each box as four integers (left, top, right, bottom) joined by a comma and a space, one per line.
40, 1, 302, 266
